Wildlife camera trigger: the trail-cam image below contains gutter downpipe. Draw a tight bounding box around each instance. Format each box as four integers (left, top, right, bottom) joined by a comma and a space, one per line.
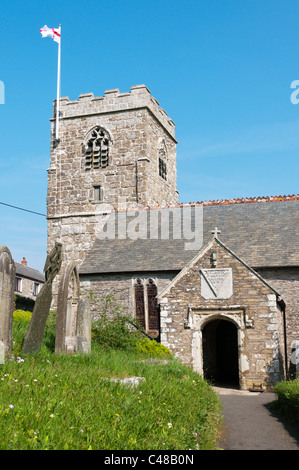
277, 296, 288, 380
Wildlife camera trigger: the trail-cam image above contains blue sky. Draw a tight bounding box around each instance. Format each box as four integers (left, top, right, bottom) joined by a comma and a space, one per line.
1, 0, 299, 272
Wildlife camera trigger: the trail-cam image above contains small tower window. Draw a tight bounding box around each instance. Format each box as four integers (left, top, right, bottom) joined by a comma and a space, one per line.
159, 158, 167, 180
93, 185, 102, 201
85, 127, 110, 171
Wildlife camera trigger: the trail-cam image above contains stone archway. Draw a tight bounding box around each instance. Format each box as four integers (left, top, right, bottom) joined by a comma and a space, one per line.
202, 318, 239, 388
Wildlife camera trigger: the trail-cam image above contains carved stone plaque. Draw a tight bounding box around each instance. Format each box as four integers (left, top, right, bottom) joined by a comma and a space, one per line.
200, 268, 233, 299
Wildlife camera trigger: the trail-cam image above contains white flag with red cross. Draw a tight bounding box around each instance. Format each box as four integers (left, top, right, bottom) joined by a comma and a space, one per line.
40, 25, 61, 43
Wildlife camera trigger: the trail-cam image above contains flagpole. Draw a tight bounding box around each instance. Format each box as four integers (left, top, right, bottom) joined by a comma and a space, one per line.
55, 24, 61, 142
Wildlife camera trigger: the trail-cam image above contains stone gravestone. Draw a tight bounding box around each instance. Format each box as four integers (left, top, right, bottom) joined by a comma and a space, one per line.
22, 242, 62, 354
55, 261, 91, 354
77, 298, 91, 353
0, 246, 15, 362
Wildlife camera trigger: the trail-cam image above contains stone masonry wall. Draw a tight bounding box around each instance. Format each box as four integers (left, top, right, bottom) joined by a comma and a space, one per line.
159, 240, 285, 390
256, 267, 299, 370
79, 271, 177, 322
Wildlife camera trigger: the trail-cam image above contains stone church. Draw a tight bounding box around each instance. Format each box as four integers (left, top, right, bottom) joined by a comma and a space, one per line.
47, 85, 299, 390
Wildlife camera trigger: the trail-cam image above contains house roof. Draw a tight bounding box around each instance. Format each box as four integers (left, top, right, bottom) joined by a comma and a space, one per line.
79, 197, 299, 275
15, 263, 45, 283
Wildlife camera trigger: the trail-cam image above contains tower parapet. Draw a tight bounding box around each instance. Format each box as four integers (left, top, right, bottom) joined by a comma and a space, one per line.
52, 85, 176, 141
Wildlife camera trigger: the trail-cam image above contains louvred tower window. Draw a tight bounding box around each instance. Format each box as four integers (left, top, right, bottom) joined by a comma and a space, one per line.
85, 127, 110, 170
159, 157, 167, 180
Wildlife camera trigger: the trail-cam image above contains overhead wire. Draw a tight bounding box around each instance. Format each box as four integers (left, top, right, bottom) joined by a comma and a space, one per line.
0, 201, 46, 217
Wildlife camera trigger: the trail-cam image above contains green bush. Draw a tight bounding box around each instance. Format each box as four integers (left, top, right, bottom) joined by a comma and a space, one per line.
91, 294, 142, 351
14, 294, 35, 312
135, 338, 172, 358
13, 310, 32, 322
273, 379, 299, 423
91, 294, 174, 357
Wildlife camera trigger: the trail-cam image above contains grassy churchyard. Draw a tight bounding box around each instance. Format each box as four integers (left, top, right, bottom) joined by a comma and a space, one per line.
0, 309, 222, 450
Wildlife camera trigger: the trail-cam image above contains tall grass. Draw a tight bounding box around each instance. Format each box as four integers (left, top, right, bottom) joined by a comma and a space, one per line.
0, 310, 222, 450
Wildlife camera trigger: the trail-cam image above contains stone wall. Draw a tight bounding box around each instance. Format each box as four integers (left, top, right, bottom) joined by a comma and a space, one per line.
256, 267, 299, 369
79, 271, 177, 323
158, 239, 286, 390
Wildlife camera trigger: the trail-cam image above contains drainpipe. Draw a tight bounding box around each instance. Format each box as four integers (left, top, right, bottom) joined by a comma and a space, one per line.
277, 296, 288, 380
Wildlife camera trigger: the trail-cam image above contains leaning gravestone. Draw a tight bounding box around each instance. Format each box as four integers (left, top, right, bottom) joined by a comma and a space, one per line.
55, 261, 91, 354
0, 246, 15, 362
22, 242, 62, 354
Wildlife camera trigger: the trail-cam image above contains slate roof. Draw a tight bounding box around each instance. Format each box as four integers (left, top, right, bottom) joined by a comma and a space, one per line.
15, 263, 45, 283
79, 198, 299, 275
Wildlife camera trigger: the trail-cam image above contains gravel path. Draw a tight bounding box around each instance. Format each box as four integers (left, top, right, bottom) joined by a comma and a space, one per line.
215, 387, 299, 450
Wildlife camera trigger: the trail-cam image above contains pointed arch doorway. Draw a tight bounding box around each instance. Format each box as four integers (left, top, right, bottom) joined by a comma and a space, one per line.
202, 318, 239, 388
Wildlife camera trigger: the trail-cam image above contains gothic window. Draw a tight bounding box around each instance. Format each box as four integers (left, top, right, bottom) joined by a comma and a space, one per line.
147, 279, 159, 331
158, 140, 167, 181
134, 278, 159, 336
134, 279, 146, 329
85, 127, 110, 171
159, 157, 167, 180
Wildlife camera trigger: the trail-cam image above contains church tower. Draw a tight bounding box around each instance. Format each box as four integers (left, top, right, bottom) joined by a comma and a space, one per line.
47, 85, 178, 267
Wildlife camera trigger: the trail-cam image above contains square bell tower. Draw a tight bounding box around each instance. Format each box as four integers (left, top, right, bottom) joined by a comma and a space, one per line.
47, 85, 178, 266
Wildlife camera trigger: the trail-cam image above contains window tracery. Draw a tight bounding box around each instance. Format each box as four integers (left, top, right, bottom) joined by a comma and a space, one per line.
158, 140, 167, 180
85, 126, 110, 170
159, 157, 167, 180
